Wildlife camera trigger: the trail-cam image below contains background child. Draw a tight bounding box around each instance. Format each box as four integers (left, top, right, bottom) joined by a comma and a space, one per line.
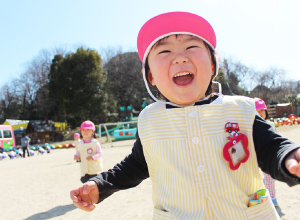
73, 121, 103, 183
16, 148, 23, 158
255, 97, 278, 207
1, 151, 8, 160
70, 12, 300, 219
74, 133, 80, 141
20, 133, 31, 158
8, 150, 17, 159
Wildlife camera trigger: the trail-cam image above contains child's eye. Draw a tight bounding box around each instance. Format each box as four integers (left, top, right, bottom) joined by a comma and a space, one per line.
187, 46, 198, 49
158, 50, 170, 54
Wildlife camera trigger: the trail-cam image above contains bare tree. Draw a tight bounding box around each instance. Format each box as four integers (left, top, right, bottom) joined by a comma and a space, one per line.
100, 46, 123, 65
0, 82, 20, 121
254, 67, 286, 89
248, 67, 287, 104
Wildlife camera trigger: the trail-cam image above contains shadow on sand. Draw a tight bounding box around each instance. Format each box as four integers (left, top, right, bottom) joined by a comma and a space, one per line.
275, 206, 285, 218
24, 204, 77, 220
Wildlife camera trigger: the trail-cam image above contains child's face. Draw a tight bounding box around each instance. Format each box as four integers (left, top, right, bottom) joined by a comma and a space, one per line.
74, 136, 79, 141
147, 34, 214, 105
81, 128, 93, 139
257, 109, 266, 120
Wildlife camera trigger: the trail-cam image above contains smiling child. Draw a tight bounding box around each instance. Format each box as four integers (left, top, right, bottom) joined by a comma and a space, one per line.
70, 12, 300, 219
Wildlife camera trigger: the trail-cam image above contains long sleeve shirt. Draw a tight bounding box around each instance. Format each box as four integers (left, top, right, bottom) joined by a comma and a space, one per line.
90, 95, 300, 207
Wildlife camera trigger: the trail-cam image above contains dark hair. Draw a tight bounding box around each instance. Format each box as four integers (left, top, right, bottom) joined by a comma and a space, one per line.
265, 110, 269, 120
205, 44, 216, 95
144, 35, 217, 101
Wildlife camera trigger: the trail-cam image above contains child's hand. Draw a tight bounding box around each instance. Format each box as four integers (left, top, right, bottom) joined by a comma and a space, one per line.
70, 181, 99, 212
285, 148, 300, 178
74, 155, 79, 161
86, 156, 93, 161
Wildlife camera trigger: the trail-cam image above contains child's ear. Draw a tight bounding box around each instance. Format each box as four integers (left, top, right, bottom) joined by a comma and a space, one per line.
147, 70, 156, 86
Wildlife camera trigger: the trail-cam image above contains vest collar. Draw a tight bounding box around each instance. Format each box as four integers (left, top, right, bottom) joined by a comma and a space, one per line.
166, 93, 220, 109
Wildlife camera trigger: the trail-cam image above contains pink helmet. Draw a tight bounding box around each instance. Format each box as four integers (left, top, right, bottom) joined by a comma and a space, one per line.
73, 133, 80, 138
137, 11, 216, 64
79, 121, 95, 131
254, 98, 267, 110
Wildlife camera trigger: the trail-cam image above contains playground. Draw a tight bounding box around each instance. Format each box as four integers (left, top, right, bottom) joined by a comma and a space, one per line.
0, 126, 299, 220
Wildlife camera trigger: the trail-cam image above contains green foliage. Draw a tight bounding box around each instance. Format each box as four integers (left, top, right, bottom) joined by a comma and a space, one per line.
104, 52, 148, 120
215, 68, 247, 96
218, 58, 248, 96
249, 85, 272, 103
48, 47, 109, 125
215, 68, 232, 95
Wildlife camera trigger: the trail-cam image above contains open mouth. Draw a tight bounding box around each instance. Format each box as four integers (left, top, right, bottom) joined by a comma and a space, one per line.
173, 72, 194, 85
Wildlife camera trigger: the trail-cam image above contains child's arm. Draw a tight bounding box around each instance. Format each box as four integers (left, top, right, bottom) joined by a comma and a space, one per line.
89, 142, 102, 161
74, 151, 80, 161
254, 115, 300, 185
70, 181, 99, 212
89, 132, 149, 203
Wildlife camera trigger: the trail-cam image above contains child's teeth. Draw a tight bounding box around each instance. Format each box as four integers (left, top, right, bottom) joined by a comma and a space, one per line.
175, 72, 191, 77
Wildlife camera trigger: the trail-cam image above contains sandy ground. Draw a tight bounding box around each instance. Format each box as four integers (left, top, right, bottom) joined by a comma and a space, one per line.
1, 125, 300, 220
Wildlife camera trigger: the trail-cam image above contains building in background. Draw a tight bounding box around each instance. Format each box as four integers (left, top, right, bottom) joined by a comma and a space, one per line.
26, 120, 63, 144
3, 119, 29, 145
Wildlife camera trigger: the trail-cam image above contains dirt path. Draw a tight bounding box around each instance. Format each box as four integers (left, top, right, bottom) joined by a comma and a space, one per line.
0, 126, 299, 220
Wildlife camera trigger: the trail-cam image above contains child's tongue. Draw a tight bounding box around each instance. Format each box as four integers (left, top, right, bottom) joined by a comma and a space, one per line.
174, 74, 193, 85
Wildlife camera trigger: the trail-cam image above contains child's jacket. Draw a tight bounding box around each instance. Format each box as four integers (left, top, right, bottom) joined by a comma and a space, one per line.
91, 95, 300, 219
77, 139, 103, 176
138, 95, 279, 219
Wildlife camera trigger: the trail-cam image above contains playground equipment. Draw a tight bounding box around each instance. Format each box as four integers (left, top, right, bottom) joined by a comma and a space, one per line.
114, 128, 137, 140
55, 144, 62, 148
98, 102, 148, 147
288, 114, 300, 124
273, 115, 300, 126
99, 121, 138, 148
267, 103, 294, 118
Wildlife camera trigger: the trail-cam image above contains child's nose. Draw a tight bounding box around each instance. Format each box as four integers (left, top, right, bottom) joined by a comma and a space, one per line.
173, 53, 189, 64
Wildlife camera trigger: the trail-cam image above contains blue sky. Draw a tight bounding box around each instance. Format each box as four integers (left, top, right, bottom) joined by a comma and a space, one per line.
1, 0, 300, 89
